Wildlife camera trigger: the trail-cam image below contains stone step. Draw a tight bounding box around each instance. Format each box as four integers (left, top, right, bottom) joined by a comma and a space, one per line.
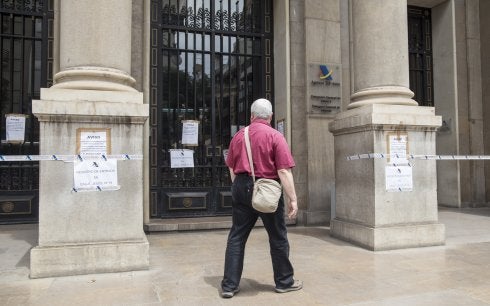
145, 216, 296, 232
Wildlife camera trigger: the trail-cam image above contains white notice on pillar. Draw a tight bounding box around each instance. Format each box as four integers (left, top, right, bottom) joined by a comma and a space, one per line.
385, 165, 413, 192
388, 133, 409, 164
77, 128, 110, 157
170, 149, 194, 168
73, 159, 119, 192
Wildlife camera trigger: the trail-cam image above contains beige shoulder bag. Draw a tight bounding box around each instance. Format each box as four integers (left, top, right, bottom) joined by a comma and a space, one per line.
244, 126, 282, 213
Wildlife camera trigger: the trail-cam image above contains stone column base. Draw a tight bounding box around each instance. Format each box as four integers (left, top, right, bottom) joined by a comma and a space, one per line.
328, 104, 445, 251
30, 239, 149, 278
331, 219, 445, 251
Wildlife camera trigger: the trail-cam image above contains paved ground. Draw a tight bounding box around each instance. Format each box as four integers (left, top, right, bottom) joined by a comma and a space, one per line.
1, 208, 490, 305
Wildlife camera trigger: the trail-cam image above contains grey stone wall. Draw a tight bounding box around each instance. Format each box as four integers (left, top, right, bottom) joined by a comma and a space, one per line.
289, 0, 309, 221
289, 0, 341, 225
131, 0, 145, 92
481, 0, 490, 204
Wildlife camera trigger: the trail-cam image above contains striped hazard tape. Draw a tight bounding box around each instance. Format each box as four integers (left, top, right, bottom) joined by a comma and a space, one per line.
0, 154, 143, 162
347, 153, 490, 161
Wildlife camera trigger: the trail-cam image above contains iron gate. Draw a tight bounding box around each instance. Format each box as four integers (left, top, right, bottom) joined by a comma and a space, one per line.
408, 6, 433, 107
150, 0, 274, 218
0, 0, 53, 223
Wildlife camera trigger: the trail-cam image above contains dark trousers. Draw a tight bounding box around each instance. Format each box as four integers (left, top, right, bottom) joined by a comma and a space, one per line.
221, 174, 294, 291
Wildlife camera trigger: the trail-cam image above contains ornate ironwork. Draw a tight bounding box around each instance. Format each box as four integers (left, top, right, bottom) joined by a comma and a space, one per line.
162, 2, 257, 32
1, 0, 45, 14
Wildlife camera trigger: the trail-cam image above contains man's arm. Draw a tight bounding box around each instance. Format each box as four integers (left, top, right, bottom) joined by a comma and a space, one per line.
229, 167, 236, 183
277, 168, 298, 219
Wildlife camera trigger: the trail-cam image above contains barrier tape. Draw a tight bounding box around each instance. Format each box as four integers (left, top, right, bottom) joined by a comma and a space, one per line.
0, 154, 143, 162
71, 186, 121, 193
347, 153, 490, 161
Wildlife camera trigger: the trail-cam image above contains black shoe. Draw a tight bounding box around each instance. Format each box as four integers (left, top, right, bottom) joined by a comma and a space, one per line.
275, 280, 303, 293
221, 287, 240, 298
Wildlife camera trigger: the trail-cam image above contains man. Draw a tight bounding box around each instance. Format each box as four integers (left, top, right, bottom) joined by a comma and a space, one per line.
221, 98, 302, 298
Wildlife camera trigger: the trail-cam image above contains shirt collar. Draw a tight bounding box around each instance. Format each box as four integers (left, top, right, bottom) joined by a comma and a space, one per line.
251, 118, 271, 126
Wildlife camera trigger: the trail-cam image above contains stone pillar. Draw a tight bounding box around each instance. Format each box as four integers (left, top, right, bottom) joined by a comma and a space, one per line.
349, 0, 417, 109
328, 0, 445, 250
30, 0, 149, 277
52, 0, 136, 92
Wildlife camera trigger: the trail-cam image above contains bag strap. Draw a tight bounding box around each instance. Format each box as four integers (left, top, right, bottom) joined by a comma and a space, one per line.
244, 126, 256, 181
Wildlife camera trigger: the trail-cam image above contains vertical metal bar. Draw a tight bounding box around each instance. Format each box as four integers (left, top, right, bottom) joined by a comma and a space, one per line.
9, 14, 14, 115
244, 53, 248, 115
260, 0, 265, 110
176, 29, 180, 120
231, 39, 236, 129
40, 8, 48, 88
201, 56, 206, 187
199, 13, 204, 187
243, 0, 247, 31
219, 0, 223, 30
251, 0, 255, 32
0, 15, 3, 134
218, 42, 224, 187
177, 0, 180, 26
210, 0, 216, 190
269, 1, 274, 105
184, 42, 188, 120
192, 0, 195, 28
20, 16, 25, 117
166, 27, 172, 187
29, 20, 36, 146
193, 48, 197, 119
157, 0, 162, 192
227, 0, 231, 31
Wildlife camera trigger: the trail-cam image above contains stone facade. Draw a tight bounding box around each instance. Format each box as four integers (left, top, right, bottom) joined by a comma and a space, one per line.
51, 0, 490, 229
2, 0, 488, 275
282, 0, 490, 226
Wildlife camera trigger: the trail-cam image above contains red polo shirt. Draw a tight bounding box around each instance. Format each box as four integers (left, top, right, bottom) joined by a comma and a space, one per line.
226, 119, 295, 179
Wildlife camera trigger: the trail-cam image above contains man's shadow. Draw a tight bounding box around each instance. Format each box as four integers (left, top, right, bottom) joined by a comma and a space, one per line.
204, 276, 274, 297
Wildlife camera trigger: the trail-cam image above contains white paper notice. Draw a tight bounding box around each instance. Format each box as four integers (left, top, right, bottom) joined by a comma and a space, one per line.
385, 165, 413, 192
388, 134, 408, 164
73, 159, 119, 191
79, 131, 108, 156
5, 114, 26, 142
277, 120, 285, 136
181, 120, 199, 145
170, 149, 194, 168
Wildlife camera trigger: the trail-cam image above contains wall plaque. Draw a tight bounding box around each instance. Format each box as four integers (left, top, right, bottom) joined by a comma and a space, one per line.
307, 63, 342, 115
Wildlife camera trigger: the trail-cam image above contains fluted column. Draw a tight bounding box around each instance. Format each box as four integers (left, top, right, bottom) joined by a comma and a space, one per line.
348, 0, 417, 108
52, 0, 136, 92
